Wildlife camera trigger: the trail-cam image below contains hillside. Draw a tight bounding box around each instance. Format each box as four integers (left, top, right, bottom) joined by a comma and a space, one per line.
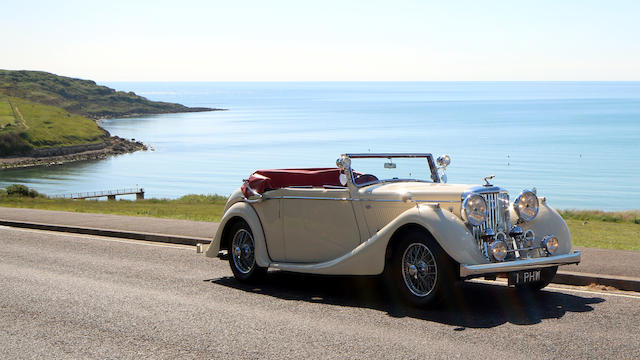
0, 96, 109, 155
0, 70, 217, 119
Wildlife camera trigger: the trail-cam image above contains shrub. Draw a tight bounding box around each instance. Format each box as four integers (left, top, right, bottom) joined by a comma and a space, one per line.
0, 132, 33, 155
5, 184, 40, 197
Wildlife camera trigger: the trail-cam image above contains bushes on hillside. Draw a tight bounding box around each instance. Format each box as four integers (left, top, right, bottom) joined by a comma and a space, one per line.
0, 132, 33, 155
5, 184, 40, 198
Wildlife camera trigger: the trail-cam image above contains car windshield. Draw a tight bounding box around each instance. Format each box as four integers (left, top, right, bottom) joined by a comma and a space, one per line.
349, 155, 437, 186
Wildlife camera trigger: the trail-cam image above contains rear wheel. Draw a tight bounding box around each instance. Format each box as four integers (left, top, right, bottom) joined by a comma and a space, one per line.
516, 266, 557, 291
385, 230, 456, 307
228, 220, 267, 283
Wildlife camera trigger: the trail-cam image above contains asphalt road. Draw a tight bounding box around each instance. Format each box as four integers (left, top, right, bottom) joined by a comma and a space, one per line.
1, 226, 639, 359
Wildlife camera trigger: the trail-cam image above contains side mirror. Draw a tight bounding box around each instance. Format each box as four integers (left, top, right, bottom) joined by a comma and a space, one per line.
436, 155, 451, 168
436, 155, 451, 183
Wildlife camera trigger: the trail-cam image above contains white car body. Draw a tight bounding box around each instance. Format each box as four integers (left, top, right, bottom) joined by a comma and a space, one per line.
207, 153, 581, 281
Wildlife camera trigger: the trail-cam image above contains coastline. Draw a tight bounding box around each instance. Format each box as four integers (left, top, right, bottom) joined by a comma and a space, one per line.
0, 136, 147, 170
1, 108, 225, 170
88, 107, 227, 120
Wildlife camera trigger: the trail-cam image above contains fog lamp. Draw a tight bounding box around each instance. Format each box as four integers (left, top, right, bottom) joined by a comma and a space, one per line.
490, 240, 508, 262
542, 235, 559, 255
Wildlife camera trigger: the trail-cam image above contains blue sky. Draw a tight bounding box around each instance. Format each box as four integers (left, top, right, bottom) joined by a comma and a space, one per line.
2, 0, 639, 81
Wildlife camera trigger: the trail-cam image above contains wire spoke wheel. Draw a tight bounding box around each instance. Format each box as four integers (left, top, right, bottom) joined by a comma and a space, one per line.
231, 229, 255, 274
401, 243, 437, 297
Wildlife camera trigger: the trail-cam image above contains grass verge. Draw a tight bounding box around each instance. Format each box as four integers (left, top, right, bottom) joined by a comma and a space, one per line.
0, 195, 227, 222
567, 219, 639, 251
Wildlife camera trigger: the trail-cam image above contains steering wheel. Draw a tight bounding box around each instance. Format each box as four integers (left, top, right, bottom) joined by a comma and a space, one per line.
354, 173, 379, 185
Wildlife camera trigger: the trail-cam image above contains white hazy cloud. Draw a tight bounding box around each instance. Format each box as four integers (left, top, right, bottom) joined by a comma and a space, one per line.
2, 0, 639, 81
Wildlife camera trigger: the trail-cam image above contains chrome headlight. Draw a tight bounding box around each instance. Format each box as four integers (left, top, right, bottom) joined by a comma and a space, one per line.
514, 190, 539, 222
462, 194, 488, 226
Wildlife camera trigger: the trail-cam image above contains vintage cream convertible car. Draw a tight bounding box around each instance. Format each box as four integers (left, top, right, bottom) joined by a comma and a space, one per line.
206, 153, 581, 306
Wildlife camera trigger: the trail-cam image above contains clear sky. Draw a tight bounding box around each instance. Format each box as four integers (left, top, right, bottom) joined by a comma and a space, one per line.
2, 0, 639, 81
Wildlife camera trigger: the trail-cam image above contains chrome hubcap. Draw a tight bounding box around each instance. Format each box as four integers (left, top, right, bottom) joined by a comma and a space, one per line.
402, 243, 437, 297
408, 264, 418, 277
231, 229, 255, 274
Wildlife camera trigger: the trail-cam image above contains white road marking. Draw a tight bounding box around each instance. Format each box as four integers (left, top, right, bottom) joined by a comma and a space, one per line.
0, 225, 195, 250
471, 278, 640, 299
544, 286, 640, 299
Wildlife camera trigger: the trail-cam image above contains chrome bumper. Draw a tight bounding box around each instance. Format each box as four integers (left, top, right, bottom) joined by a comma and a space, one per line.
459, 251, 581, 278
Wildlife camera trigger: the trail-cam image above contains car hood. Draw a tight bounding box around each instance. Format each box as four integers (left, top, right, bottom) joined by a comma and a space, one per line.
356, 182, 500, 216
357, 182, 478, 200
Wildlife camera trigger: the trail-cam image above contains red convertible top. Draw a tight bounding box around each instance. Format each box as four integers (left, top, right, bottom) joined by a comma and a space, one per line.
241, 168, 344, 197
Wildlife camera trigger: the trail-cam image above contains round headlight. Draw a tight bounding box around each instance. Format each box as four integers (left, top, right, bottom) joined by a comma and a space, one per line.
462, 194, 488, 226
542, 235, 559, 255
490, 240, 508, 261
514, 190, 539, 222
524, 229, 535, 247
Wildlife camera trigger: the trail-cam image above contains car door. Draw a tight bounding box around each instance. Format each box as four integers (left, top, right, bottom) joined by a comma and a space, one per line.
280, 187, 361, 263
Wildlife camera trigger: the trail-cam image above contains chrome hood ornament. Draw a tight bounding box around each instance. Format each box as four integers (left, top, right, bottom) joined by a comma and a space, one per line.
482, 174, 495, 186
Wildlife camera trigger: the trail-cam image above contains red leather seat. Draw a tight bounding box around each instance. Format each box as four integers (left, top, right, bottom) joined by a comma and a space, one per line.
242, 168, 344, 197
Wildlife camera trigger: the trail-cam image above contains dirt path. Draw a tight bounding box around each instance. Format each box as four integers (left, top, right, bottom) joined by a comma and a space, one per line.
10, 101, 28, 129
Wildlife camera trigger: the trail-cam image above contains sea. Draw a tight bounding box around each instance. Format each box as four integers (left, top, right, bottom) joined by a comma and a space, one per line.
1, 82, 639, 210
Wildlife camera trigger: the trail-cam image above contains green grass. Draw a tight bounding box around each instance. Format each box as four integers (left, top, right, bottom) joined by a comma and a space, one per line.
566, 219, 640, 251
558, 209, 640, 224
11, 97, 108, 148
0, 195, 227, 222
0, 97, 108, 155
0, 97, 16, 129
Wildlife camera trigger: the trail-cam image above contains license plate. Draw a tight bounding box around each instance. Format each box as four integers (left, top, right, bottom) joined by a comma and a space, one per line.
508, 270, 541, 286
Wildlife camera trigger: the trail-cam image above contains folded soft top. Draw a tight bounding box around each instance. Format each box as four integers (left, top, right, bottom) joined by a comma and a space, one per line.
241, 168, 343, 197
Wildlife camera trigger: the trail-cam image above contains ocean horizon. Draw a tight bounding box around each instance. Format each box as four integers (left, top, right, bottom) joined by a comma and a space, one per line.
1, 81, 638, 210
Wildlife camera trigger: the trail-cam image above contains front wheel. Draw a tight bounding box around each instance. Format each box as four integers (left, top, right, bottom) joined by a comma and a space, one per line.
385, 231, 457, 307
228, 220, 267, 283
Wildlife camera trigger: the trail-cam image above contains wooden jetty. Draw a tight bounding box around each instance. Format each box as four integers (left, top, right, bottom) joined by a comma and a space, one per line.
54, 188, 144, 201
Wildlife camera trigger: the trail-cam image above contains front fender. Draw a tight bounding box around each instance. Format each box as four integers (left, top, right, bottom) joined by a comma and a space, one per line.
513, 201, 572, 255
205, 201, 271, 268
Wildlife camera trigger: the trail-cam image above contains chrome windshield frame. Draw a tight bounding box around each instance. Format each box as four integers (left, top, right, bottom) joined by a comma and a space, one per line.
343, 153, 440, 187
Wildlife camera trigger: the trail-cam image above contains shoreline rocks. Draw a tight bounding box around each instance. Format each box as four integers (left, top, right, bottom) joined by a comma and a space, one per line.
0, 137, 147, 170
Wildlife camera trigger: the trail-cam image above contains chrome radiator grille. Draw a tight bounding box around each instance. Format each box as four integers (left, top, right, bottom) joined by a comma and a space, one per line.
472, 192, 511, 248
